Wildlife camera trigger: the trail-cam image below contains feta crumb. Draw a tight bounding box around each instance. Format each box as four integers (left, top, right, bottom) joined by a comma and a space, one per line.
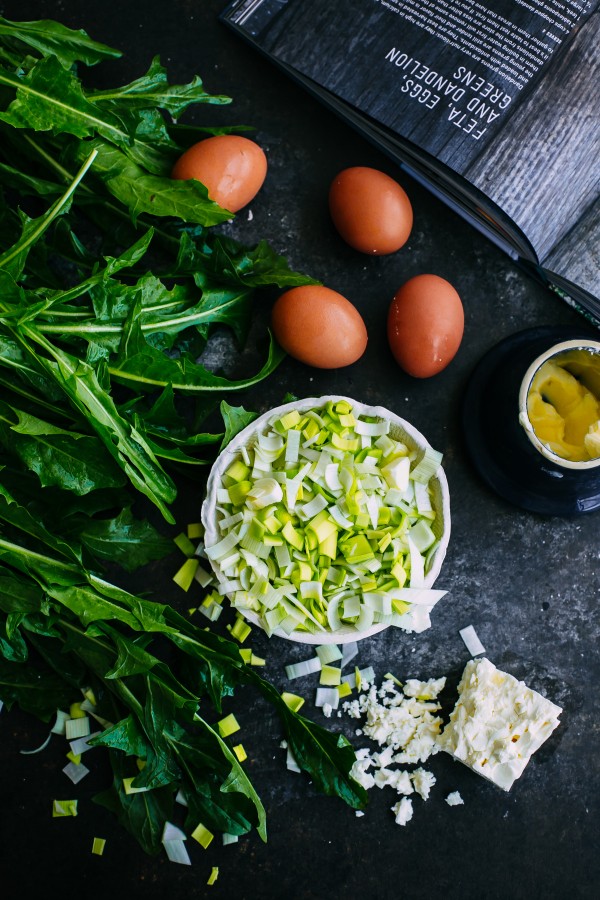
410, 768, 436, 800
391, 797, 413, 826
445, 791, 464, 806
279, 740, 288, 749
438, 658, 562, 791
350, 758, 375, 790
322, 702, 333, 718
355, 810, 365, 817
403, 677, 446, 700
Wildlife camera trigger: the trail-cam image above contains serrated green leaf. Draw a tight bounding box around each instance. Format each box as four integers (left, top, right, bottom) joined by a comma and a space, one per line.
0, 56, 126, 140
0, 403, 126, 495
0, 16, 122, 67
111, 315, 285, 393
70, 507, 173, 573
91, 56, 230, 115
219, 400, 258, 450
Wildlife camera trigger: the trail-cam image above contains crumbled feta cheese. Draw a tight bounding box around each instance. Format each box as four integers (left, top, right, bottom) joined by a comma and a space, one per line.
322, 702, 333, 718
350, 758, 375, 790
355, 810, 365, 817
344, 671, 444, 828
438, 658, 562, 791
403, 677, 446, 700
391, 797, 413, 826
410, 767, 436, 800
445, 791, 464, 806
344, 682, 445, 765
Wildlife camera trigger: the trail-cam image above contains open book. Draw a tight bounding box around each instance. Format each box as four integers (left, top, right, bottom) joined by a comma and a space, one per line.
221, 0, 600, 325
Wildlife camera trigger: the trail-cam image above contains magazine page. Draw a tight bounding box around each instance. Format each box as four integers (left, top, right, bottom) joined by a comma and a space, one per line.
223, 0, 598, 266
465, 10, 599, 298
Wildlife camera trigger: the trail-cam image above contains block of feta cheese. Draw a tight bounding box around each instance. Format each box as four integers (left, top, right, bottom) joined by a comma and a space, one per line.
438, 657, 562, 791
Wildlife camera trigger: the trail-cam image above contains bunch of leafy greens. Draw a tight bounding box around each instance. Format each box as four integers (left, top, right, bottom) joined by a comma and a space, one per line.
0, 15, 319, 521
0, 16, 365, 856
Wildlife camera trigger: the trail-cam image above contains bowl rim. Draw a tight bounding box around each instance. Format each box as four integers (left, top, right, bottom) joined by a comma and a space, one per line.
201, 395, 451, 644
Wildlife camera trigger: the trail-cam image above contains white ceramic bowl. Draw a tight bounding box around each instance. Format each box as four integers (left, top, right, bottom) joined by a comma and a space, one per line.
201, 396, 451, 644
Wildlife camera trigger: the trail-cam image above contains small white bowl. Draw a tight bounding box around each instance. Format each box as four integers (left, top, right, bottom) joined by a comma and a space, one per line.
201, 396, 451, 644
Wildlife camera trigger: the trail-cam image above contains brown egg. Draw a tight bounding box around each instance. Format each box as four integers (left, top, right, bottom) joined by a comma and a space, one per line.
328, 166, 413, 255
271, 285, 367, 369
387, 274, 464, 378
171, 134, 267, 212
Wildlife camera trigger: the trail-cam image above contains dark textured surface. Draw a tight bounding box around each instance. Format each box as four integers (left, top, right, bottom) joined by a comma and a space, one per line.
0, 2, 598, 898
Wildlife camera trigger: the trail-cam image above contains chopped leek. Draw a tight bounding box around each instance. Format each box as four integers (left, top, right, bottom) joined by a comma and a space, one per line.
229, 615, 252, 643
174, 532, 196, 557
315, 644, 343, 665
92, 837, 106, 856
459, 624, 486, 656
51, 709, 70, 735
69, 701, 86, 719
320, 664, 342, 686
207, 867, 219, 886
217, 713, 240, 738
62, 761, 90, 784
315, 687, 340, 709
207, 399, 446, 637
52, 799, 78, 817
222, 833, 239, 845
286, 747, 302, 773
233, 743, 247, 762
191, 822, 214, 849
173, 558, 199, 592
20, 731, 52, 755
162, 822, 187, 842
281, 691, 305, 713
285, 657, 322, 679
123, 777, 150, 794
163, 840, 191, 865
69, 731, 101, 756
65, 716, 91, 740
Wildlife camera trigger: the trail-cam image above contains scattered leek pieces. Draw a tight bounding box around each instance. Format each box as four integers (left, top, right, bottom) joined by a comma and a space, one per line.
0, 512, 366, 856
52, 799, 78, 818
0, 16, 317, 521
233, 744, 247, 763
192, 822, 215, 850
63, 760, 90, 784
459, 624, 486, 656
207, 399, 447, 636
281, 692, 305, 713
207, 867, 219, 885
92, 837, 106, 856
162, 825, 192, 866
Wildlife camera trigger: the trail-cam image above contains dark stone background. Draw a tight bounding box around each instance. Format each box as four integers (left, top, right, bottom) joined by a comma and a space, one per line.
0, 2, 597, 898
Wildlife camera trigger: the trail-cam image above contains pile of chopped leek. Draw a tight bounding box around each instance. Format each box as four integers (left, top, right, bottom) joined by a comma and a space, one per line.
205, 399, 447, 637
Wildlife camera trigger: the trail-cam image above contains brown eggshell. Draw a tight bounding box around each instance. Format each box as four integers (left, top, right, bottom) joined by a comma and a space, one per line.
171, 134, 267, 212
329, 166, 413, 255
387, 274, 464, 378
271, 285, 368, 369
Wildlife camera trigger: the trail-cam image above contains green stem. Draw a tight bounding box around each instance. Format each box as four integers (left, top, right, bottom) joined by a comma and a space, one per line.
0, 149, 98, 271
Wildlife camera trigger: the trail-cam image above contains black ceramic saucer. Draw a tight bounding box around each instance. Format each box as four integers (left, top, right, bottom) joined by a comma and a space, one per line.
462, 326, 600, 516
